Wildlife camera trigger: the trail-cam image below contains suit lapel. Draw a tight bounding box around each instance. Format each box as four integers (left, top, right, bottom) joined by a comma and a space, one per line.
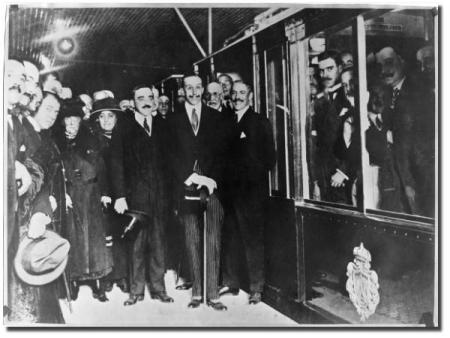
196, 105, 209, 138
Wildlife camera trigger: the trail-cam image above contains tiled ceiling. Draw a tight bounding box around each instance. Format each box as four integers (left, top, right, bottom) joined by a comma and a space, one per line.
8, 5, 268, 97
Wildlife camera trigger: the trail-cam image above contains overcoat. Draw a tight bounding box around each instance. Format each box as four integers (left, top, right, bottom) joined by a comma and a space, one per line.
56, 126, 113, 281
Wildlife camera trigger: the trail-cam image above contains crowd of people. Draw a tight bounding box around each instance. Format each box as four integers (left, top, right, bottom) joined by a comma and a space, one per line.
5, 39, 435, 324
5, 58, 276, 323
307, 43, 435, 217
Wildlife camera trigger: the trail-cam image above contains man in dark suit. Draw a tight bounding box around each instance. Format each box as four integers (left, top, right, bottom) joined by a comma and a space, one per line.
374, 46, 434, 217
220, 81, 276, 304
312, 50, 349, 203
110, 85, 173, 305
168, 74, 228, 311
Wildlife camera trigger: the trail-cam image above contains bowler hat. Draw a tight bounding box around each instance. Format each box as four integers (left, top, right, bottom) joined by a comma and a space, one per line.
91, 97, 122, 120
14, 230, 70, 286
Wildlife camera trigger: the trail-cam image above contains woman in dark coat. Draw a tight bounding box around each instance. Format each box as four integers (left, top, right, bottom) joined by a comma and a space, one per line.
89, 97, 130, 293
54, 99, 113, 302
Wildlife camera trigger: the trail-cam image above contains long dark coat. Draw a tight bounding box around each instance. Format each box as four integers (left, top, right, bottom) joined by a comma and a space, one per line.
8, 121, 65, 324
96, 131, 129, 281
56, 126, 113, 281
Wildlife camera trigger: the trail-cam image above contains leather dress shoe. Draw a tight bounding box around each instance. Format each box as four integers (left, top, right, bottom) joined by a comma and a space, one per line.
249, 292, 262, 304
123, 294, 144, 306
104, 281, 114, 293
207, 300, 227, 311
175, 282, 193, 290
219, 286, 239, 296
117, 279, 129, 293
151, 292, 174, 303
187, 298, 203, 308
93, 290, 109, 302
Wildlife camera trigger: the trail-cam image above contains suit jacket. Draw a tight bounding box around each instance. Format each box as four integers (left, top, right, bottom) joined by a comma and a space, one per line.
224, 107, 276, 199
110, 112, 167, 215
312, 86, 348, 183
168, 104, 227, 201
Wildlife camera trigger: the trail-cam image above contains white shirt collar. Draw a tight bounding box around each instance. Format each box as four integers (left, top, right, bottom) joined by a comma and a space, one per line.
328, 82, 342, 93
235, 106, 250, 123
27, 116, 41, 132
394, 77, 406, 91
185, 102, 202, 115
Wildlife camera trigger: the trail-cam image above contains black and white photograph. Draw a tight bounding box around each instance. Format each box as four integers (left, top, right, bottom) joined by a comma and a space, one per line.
1, 1, 442, 328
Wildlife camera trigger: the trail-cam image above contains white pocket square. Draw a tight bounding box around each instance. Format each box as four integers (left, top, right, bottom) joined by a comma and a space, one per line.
240, 132, 247, 139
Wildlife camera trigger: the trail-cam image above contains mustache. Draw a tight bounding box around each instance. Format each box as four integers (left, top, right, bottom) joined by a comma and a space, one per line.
382, 73, 394, 78
233, 98, 244, 103
142, 104, 151, 109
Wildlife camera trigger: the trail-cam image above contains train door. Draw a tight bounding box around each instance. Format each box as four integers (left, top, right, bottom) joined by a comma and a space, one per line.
254, 24, 299, 306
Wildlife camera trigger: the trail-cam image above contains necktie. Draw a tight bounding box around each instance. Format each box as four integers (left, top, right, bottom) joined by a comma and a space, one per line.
191, 108, 199, 133
233, 113, 238, 124
391, 87, 400, 109
143, 117, 150, 134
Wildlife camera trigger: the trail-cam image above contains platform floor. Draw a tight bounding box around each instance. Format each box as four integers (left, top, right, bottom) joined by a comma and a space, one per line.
59, 271, 299, 327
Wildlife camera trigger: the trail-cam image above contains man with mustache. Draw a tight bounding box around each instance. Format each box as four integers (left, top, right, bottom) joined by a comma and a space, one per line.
311, 50, 349, 203
168, 74, 228, 311
110, 84, 173, 305
205, 81, 233, 117
220, 81, 275, 305
375, 46, 434, 217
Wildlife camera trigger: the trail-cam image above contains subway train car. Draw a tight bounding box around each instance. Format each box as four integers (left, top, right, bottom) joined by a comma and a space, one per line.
4, 4, 439, 327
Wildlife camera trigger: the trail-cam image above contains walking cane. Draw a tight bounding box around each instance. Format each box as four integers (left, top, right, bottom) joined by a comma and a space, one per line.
203, 209, 207, 304
59, 165, 73, 314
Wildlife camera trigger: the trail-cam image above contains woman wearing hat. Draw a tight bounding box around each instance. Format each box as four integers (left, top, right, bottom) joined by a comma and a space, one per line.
90, 97, 130, 294
54, 98, 113, 302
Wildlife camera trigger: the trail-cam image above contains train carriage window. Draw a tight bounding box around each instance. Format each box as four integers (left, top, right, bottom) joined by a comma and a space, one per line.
362, 9, 436, 219
303, 25, 359, 207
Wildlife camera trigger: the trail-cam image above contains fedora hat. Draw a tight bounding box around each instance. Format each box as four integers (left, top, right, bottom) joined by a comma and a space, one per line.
90, 97, 122, 120
14, 230, 70, 286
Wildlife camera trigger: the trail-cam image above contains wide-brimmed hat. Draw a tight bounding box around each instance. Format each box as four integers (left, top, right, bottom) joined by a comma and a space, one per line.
14, 230, 70, 286
91, 97, 122, 120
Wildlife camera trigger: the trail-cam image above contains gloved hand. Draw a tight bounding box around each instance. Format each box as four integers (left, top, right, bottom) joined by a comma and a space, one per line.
28, 212, 51, 239
15, 160, 32, 196
101, 196, 112, 208
49, 195, 57, 211
196, 175, 217, 195
331, 170, 347, 188
66, 194, 73, 209
114, 197, 128, 214
184, 173, 201, 186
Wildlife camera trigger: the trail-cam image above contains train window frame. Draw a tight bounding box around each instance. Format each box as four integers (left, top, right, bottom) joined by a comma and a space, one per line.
294, 9, 436, 228
358, 10, 437, 226
298, 18, 362, 212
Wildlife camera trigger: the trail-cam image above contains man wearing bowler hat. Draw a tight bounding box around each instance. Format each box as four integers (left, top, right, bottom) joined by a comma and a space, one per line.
109, 84, 173, 305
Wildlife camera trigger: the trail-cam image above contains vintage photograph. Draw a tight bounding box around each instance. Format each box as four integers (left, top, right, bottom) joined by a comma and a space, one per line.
2, 2, 439, 327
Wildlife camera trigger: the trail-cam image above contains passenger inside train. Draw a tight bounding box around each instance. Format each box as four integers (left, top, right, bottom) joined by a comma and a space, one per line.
4, 5, 438, 327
